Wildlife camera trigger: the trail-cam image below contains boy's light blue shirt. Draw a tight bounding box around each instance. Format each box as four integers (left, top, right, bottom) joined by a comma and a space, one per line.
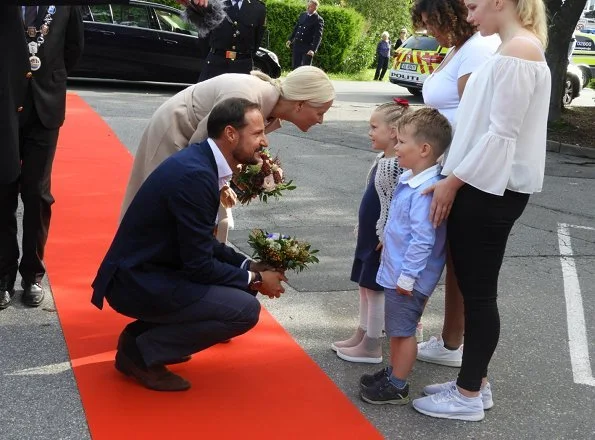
376, 164, 447, 296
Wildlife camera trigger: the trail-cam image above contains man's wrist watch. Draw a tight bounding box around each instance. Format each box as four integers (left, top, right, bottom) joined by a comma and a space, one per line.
249, 271, 263, 291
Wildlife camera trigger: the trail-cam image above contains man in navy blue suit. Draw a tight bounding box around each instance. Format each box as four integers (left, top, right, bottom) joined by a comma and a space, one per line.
91, 97, 287, 392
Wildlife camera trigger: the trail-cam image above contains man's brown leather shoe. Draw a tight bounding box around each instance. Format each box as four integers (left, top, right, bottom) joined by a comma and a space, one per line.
117, 329, 192, 365
114, 350, 191, 392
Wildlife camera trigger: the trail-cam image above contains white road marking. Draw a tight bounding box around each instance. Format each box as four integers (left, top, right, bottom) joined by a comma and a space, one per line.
557, 223, 595, 387
7, 361, 71, 376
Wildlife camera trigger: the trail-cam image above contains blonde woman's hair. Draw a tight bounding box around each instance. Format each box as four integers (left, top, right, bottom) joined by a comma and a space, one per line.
374, 101, 411, 129
251, 66, 335, 107
515, 0, 548, 48
381, 31, 390, 40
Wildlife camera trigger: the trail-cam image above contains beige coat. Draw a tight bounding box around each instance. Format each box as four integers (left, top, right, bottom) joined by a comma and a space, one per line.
121, 74, 281, 218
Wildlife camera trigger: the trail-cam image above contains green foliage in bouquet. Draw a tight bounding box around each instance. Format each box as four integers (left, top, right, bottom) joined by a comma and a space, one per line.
233, 150, 296, 205
248, 229, 319, 273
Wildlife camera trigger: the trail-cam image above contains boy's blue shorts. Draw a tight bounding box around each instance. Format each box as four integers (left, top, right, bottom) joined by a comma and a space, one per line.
384, 288, 428, 337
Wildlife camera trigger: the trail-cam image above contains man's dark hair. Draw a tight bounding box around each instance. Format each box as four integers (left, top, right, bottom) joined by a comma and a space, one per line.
206, 98, 261, 139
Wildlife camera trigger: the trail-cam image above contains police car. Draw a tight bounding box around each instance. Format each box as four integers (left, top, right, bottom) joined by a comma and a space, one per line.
572, 31, 595, 85
389, 33, 448, 96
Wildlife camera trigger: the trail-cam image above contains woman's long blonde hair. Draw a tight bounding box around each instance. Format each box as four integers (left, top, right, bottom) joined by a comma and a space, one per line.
251, 66, 336, 107
516, 0, 549, 48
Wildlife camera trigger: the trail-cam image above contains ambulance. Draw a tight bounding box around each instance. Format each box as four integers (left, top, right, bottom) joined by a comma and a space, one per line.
389, 33, 448, 96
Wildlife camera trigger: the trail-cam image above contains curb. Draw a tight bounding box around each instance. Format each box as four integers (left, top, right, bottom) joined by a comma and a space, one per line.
547, 140, 595, 159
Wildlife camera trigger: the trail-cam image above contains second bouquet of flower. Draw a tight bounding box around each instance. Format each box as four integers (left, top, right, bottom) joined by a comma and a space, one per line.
232, 149, 296, 205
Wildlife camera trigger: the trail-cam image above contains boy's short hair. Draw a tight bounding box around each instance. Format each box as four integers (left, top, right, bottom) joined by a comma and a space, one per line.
396, 108, 452, 157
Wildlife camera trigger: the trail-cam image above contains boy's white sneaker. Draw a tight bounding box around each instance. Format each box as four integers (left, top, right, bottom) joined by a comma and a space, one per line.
417, 336, 463, 367
423, 380, 494, 410
413, 386, 485, 422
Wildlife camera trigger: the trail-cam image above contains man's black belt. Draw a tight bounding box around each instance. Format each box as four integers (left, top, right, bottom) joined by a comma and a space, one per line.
210, 49, 253, 60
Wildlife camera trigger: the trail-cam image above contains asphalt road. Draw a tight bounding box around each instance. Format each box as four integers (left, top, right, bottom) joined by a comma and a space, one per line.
1, 78, 594, 440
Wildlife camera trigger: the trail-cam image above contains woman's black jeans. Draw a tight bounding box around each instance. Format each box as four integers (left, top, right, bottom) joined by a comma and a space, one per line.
374, 55, 389, 81
447, 184, 529, 391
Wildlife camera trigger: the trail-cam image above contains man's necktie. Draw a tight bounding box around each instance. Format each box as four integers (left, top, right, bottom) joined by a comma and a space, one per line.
232, 0, 240, 11
24, 6, 38, 28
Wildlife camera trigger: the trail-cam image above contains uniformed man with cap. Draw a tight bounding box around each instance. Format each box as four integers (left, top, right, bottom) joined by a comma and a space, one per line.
286, 0, 324, 70
198, 0, 267, 82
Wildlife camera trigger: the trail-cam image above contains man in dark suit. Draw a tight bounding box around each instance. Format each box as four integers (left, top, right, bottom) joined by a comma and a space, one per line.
91, 98, 287, 392
286, 0, 324, 70
198, 0, 267, 82
0, 4, 84, 310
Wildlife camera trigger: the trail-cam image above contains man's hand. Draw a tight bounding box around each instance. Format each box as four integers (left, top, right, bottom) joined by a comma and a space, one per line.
306, 50, 314, 56
259, 270, 288, 298
248, 261, 275, 272
396, 286, 413, 296
220, 185, 237, 209
375, 241, 383, 252
286, 40, 292, 49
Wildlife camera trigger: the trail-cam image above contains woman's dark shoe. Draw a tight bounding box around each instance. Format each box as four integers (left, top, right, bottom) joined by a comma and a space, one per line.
21, 282, 44, 307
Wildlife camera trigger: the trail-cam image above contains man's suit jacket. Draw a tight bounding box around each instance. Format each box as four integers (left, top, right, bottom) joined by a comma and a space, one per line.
288, 12, 324, 53
26, 6, 84, 129
0, 1, 120, 185
92, 140, 250, 317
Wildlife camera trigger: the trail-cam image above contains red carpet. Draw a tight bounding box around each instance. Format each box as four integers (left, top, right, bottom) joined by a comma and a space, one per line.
45, 93, 382, 439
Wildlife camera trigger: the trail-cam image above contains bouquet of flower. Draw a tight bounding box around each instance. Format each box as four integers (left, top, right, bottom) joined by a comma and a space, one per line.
247, 229, 319, 273
233, 149, 296, 205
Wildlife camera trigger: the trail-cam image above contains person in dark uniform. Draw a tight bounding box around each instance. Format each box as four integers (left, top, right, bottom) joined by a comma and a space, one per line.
286, 0, 324, 70
198, 0, 267, 82
0, 5, 84, 310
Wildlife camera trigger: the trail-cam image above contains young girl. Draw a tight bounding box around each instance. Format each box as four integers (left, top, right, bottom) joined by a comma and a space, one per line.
331, 101, 410, 364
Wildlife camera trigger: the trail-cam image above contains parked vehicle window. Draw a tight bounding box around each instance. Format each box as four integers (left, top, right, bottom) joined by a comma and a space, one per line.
80, 5, 93, 22
155, 9, 198, 36
111, 4, 154, 29
402, 36, 440, 51
89, 5, 113, 23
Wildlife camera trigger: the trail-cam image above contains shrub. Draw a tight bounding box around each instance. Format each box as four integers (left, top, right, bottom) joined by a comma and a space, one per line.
267, 0, 365, 73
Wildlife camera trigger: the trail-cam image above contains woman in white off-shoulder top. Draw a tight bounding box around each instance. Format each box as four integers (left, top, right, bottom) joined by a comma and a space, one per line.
412, 0, 551, 422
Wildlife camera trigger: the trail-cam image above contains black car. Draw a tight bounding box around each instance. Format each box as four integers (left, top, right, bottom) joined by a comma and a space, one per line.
70, 1, 281, 83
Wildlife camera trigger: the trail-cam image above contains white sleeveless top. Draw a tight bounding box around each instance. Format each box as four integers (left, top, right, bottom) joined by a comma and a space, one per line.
423, 33, 500, 126
441, 37, 551, 195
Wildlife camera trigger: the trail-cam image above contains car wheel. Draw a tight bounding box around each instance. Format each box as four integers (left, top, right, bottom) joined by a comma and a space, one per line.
578, 66, 592, 86
406, 87, 422, 96
562, 75, 575, 106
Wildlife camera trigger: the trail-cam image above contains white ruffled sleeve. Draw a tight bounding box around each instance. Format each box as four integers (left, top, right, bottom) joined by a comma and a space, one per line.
453, 58, 538, 195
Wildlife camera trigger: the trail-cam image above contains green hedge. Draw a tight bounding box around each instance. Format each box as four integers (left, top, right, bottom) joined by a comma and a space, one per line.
266, 1, 365, 73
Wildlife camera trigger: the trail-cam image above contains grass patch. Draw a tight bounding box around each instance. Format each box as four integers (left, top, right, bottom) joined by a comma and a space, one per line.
326, 69, 376, 81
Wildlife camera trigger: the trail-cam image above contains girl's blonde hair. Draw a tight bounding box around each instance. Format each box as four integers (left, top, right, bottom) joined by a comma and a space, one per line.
515, 0, 548, 48
251, 66, 336, 107
374, 101, 411, 129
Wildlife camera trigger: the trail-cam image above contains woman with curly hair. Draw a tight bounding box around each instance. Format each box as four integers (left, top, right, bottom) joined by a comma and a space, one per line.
411, 0, 499, 369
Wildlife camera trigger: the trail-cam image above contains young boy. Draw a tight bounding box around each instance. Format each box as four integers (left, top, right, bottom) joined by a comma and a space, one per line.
359, 107, 452, 405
